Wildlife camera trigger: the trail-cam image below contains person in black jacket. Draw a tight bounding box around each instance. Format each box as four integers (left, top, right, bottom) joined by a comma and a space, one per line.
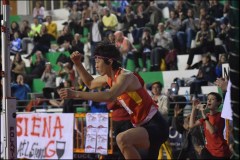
71, 33, 84, 54
57, 25, 74, 48
172, 96, 204, 159
23, 51, 46, 86
25, 24, 54, 59
84, 12, 103, 74
139, 27, 153, 72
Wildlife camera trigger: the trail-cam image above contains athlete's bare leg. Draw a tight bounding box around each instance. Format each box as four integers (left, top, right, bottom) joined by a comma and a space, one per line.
116, 127, 150, 159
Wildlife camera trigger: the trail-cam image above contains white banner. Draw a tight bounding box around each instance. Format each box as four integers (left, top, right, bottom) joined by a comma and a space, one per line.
221, 81, 232, 120
16, 113, 74, 159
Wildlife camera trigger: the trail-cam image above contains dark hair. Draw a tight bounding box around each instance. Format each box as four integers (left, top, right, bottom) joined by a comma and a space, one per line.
151, 81, 163, 90
202, 52, 211, 60
143, 27, 152, 34
106, 31, 113, 38
65, 79, 72, 87
57, 82, 64, 90
170, 9, 179, 17
217, 54, 227, 66
11, 21, 19, 29
125, 5, 133, 11
221, 17, 229, 25
200, 19, 209, 27
173, 96, 187, 109
13, 52, 23, 63
208, 92, 222, 103
23, 20, 29, 25
94, 42, 122, 70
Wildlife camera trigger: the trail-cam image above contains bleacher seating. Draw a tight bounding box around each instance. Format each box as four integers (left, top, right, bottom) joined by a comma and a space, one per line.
201, 86, 219, 95
177, 54, 218, 70
10, 15, 21, 24
45, 51, 70, 71
126, 58, 151, 72
161, 69, 198, 92
178, 87, 190, 95
32, 78, 45, 93
177, 55, 202, 70
44, 8, 69, 21
178, 86, 220, 96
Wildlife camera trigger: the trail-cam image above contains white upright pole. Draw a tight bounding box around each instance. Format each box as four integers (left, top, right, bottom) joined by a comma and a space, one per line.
51, 0, 54, 10
1, 0, 17, 159
1, 0, 11, 100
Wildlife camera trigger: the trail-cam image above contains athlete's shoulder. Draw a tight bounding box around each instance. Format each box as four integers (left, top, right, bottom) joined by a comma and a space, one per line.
119, 69, 135, 79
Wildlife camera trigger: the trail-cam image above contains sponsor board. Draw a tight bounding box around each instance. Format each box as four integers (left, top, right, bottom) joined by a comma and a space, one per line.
16, 113, 74, 159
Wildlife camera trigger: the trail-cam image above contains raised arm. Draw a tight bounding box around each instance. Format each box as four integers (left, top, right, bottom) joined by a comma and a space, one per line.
70, 51, 107, 89
208, 29, 214, 42
59, 72, 134, 102
41, 69, 47, 81
189, 99, 202, 128
172, 105, 185, 134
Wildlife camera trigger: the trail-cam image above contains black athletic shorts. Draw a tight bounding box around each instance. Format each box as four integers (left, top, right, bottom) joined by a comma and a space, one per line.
142, 111, 169, 159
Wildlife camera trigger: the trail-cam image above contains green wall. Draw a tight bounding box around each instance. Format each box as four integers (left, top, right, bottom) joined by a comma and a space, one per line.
139, 71, 164, 85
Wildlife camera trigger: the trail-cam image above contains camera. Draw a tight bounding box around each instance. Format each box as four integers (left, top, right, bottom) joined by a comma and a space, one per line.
169, 82, 179, 95
203, 104, 207, 109
197, 104, 207, 110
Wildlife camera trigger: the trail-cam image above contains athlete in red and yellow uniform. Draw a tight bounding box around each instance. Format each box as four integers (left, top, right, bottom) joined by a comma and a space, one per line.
59, 43, 168, 159
107, 68, 158, 126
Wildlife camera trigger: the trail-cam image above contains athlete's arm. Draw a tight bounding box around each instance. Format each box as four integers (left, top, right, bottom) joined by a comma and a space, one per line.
59, 72, 135, 102
71, 51, 107, 89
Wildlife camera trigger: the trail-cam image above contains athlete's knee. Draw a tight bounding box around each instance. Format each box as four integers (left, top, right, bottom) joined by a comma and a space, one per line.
116, 132, 130, 150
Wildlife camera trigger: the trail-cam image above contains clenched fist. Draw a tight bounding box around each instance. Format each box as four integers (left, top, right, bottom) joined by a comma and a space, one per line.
70, 51, 84, 64
59, 88, 76, 99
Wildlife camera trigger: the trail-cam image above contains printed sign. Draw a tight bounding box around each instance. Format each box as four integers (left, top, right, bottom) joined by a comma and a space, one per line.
16, 113, 74, 159
222, 63, 229, 78
168, 126, 183, 152
85, 113, 109, 155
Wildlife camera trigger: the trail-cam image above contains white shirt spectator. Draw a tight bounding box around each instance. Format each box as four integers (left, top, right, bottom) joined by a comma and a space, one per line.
154, 31, 173, 50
